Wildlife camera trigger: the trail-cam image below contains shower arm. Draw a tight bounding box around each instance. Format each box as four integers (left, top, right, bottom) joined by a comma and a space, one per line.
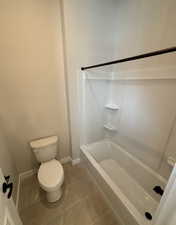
81, 46, 176, 71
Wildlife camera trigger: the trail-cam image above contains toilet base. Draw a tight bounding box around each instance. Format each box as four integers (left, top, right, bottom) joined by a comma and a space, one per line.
46, 187, 63, 202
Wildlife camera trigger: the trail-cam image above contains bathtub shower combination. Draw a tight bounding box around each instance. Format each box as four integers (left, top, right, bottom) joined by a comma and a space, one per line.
79, 49, 176, 225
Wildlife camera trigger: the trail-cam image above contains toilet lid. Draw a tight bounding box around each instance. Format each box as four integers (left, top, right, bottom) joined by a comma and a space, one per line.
38, 159, 64, 188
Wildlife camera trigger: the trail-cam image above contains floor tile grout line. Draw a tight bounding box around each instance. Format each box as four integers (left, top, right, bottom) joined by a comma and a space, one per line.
19, 162, 118, 225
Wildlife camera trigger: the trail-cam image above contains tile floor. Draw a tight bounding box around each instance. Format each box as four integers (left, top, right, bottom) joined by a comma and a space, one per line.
19, 162, 118, 225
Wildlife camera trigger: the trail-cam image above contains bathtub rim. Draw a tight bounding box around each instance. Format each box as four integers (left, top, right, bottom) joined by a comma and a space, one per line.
83, 140, 167, 185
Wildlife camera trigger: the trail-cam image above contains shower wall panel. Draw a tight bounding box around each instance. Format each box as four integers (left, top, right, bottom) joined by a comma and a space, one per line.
110, 78, 176, 179
82, 78, 110, 144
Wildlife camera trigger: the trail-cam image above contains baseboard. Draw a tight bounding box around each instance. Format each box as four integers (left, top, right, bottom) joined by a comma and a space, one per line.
19, 168, 37, 180
60, 156, 72, 164
15, 175, 20, 209
72, 158, 80, 165
16, 168, 37, 209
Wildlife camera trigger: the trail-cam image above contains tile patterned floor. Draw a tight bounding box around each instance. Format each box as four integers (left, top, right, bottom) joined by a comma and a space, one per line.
19, 162, 119, 225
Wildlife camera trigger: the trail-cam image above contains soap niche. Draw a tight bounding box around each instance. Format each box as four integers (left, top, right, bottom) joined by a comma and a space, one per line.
105, 103, 120, 110
103, 103, 119, 132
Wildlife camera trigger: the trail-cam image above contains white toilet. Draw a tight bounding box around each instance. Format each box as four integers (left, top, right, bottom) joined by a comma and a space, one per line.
30, 136, 64, 203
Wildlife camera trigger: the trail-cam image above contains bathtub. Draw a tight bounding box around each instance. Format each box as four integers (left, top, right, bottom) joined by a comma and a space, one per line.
80, 140, 167, 225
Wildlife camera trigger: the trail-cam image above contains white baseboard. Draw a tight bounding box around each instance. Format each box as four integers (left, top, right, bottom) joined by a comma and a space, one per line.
15, 175, 20, 209
16, 168, 37, 209
19, 168, 37, 180
72, 158, 80, 165
60, 156, 72, 164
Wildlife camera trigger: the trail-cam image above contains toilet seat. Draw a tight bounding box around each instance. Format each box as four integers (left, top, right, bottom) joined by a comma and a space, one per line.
38, 159, 64, 192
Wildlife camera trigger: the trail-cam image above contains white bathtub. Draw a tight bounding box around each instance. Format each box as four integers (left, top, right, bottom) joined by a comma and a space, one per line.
81, 140, 167, 225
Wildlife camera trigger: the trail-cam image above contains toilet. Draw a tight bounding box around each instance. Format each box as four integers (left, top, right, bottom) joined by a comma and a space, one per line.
30, 136, 64, 203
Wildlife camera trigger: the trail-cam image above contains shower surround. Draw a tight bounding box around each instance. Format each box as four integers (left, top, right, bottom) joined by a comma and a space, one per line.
80, 66, 176, 225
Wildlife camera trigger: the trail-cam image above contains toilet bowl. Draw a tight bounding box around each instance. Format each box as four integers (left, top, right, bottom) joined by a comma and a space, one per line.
38, 159, 64, 202
30, 136, 64, 202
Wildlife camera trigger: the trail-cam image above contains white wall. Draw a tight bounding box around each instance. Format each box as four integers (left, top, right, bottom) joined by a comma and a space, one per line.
64, 0, 176, 179
62, 0, 119, 159
109, 0, 176, 179
0, 0, 70, 173
112, 0, 176, 60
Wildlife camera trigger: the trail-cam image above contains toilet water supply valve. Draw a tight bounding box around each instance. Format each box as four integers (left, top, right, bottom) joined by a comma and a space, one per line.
2, 175, 13, 199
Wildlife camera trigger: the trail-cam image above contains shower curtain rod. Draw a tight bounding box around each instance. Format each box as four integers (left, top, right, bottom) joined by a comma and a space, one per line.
81, 46, 176, 71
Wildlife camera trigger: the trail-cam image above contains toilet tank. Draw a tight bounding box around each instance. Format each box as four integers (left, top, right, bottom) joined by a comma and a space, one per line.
30, 136, 58, 163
